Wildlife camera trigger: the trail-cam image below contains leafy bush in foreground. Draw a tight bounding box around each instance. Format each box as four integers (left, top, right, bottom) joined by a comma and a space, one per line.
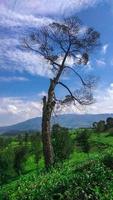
0, 149, 15, 185
102, 153, 113, 170
76, 129, 91, 155
108, 128, 113, 136
1, 158, 113, 200
13, 146, 28, 175
52, 124, 73, 162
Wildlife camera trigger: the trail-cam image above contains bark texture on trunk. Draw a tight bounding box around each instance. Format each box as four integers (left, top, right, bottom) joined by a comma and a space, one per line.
42, 113, 54, 168
41, 51, 69, 168
42, 80, 55, 168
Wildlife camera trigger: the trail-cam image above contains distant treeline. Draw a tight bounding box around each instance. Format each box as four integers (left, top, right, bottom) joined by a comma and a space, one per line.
92, 117, 113, 133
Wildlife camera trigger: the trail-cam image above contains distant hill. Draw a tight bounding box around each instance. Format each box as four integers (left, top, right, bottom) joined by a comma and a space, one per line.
0, 113, 113, 134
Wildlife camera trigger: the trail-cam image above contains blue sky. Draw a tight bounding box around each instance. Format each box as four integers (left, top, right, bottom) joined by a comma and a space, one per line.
0, 0, 113, 126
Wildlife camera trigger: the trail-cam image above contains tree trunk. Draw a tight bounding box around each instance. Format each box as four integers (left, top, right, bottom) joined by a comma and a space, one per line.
42, 104, 54, 168
42, 80, 55, 168
41, 61, 67, 168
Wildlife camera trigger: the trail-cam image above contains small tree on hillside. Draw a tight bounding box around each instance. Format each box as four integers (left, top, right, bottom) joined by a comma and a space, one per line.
13, 146, 28, 175
31, 133, 42, 167
106, 117, 113, 129
52, 124, 73, 162
76, 129, 91, 155
25, 17, 100, 168
24, 132, 29, 144
0, 149, 15, 185
92, 122, 98, 130
97, 120, 106, 132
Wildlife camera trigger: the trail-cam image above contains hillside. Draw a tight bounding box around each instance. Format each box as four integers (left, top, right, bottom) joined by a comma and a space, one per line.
1, 130, 113, 200
0, 113, 113, 134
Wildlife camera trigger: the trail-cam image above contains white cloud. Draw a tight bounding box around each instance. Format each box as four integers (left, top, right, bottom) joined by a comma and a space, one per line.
9, 0, 104, 17
0, 5, 52, 28
85, 61, 93, 70
38, 91, 47, 97
102, 44, 109, 54
0, 97, 42, 126
1, 83, 113, 126
0, 5, 53, 78
0, 0, 105, 78
0, 95, 84, 126
0, 49, 53, 77
96, 59, 106, 66
86, 83, 113, 114
0, 76, 29, 82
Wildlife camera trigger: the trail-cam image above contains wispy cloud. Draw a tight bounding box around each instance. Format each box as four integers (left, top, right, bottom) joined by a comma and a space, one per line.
0, 43, 53, 77
0, 97, 42, 126
38, 91, 47, 97
86, 83, 113, 114
0, 5, 53, 78
102, 44, 109, 54
3, 0, 104, 17
0, 0, 112, 126
0, 76, 29, 82
0, 5, 52, 28
1, 83, 113, 126
96, 59, 106, 66
0, 0, 106, 78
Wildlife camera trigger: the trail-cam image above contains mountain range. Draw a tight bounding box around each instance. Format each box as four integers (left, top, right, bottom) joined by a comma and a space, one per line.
0, 113, 113, 135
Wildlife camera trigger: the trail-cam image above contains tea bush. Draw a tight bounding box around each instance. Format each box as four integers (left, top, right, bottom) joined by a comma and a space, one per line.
1, 158, 113, 200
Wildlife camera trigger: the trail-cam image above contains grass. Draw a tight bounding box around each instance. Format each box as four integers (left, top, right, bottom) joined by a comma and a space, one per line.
1, 154, 113, 200
24, 155, 37, 172
1, 130, 113, 200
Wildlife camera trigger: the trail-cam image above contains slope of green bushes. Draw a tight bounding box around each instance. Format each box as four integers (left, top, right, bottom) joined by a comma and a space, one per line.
1, 155, 113, 200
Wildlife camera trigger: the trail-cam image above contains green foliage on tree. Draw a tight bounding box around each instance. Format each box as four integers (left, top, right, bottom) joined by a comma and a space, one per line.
92, 122, 98, 130
24, 133, 29, 144
93, 117, 113, 133
52, 124, 73, 162
30, 133, 42, 167
108, 127, 113, 136
0, 149, 15, 185
17, 134, 23, 145
76, 129, 91, 155
102, 153, 113, 170
97, 120, 106, 132
13, 146, 28, 175
0, 137, 12, 150
106, 117, 113, 129
92, 120, 106, 132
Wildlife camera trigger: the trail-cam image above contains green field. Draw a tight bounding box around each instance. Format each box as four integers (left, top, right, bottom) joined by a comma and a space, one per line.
0, 129, 113, 200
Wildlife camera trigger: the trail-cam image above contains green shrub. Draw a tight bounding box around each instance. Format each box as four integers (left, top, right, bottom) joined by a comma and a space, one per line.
1, 159, 113, 200
108, 128, 113, 136
52, 124, 73, 162
0, 149, 15, 185
102, 153, 113, 170
30, 133, 42, 167
13, 146, 28, 175
76, 130, 91, 155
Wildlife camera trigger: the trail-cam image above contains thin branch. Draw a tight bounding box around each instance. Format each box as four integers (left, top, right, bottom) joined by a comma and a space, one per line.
57, 81, 93, 105
47, 30, 67, 53
57, 81, 81, 104
64, 66, 86, 86
24, 39, 61, 68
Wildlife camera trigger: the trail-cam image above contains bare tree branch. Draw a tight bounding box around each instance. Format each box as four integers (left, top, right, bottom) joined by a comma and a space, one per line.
57, 81, 83, 104
24, 39, 61, 68
64, 66, 86, 86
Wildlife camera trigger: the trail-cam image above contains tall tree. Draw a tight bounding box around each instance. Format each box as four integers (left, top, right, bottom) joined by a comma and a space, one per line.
24, 17, 100, 168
